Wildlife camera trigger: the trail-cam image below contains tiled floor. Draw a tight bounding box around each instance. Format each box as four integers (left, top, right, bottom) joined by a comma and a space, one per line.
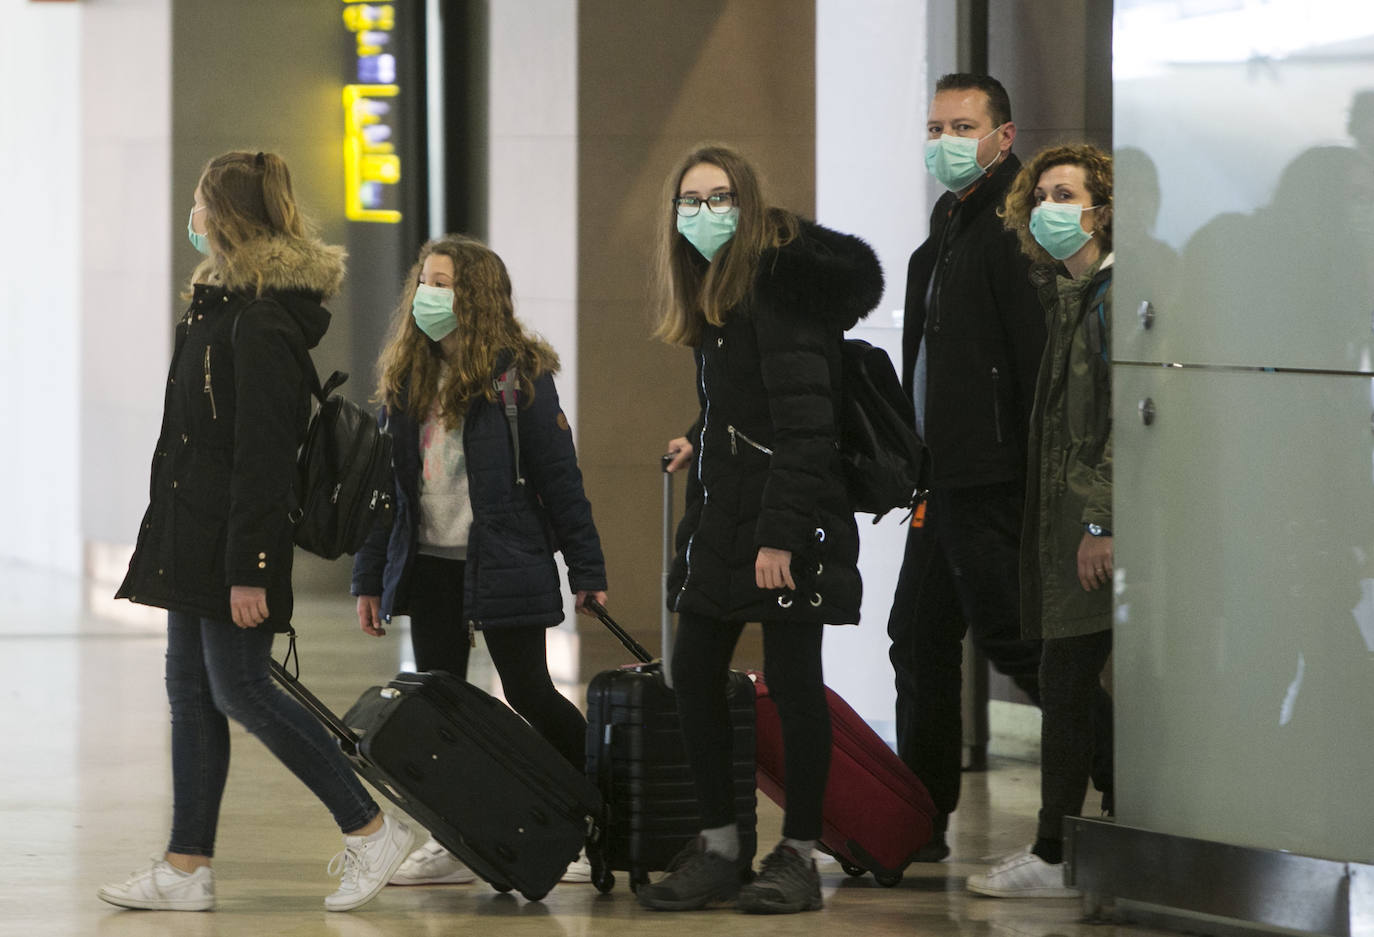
1, 560, 1170, 937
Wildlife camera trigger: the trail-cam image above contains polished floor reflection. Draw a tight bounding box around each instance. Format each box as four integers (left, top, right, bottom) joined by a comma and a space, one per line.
1, 560, 1171, 937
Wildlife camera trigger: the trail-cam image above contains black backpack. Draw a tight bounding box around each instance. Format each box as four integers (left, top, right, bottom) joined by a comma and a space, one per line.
291, 367, 395, 559
838, 339, 927, 521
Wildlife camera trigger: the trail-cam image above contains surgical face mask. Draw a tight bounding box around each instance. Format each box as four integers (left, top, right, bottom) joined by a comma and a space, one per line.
923, 124, 1005, 191
1029, 202, 1099, 261
187, 208, 210, 255
411, 284, 459, 341
677, 208, 739, 262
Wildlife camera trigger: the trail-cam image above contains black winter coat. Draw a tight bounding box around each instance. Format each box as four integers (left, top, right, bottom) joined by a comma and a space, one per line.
350, 369, 607, 631
902, 153, 1046, 489
667, 221, 884, 625
117, 236, 346, 632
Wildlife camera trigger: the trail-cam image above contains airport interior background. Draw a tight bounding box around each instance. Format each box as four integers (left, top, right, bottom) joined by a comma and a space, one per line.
1, 1, 1372, 935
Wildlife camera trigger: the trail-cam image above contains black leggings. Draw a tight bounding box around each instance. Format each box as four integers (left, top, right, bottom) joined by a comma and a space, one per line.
407, 554, 586, 769
1036, 629, 1114, 852
673, 612, 830, 841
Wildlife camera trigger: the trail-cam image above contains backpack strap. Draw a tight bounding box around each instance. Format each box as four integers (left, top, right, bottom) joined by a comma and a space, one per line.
1085, 273, 1112, 365
494, 367, 525, 487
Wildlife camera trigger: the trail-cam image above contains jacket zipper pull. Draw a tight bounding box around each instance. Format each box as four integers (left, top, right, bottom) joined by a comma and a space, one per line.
728, 425, 738, 455
203, 347, 218, 420
468, 620, 476, 648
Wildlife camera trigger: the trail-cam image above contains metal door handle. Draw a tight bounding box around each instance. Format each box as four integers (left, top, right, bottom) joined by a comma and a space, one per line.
1138, 301, 1155, 330
1139, 398, 1157, 426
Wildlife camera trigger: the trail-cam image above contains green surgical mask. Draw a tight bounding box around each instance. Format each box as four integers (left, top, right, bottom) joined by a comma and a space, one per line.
187, 209, 210, 255
923, 124, 1005, 191
411, 284, 459, 341
1029, 202, 1098, 261
677, 208, 739, 261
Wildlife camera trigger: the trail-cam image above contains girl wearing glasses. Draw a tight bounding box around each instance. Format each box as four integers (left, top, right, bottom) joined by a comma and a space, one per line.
638, 144, 883, 914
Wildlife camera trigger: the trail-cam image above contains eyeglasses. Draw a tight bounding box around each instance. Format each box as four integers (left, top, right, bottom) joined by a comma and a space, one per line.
673, 192, 737, 217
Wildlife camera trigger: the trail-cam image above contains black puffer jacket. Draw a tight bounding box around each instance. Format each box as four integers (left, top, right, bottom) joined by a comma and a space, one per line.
117, 236, 345, 631
667, 220, 884, 625
351, 369, 607, 630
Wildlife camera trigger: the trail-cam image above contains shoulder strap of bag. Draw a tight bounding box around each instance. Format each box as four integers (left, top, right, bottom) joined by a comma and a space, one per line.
494, 366, 525, 487
1084, 273, 1112, 365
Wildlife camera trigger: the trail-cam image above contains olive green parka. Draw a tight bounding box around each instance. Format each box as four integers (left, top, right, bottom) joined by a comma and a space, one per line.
1020, 253, 1113, 640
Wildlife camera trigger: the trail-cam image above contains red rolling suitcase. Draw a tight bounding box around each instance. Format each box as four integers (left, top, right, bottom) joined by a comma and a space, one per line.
269, 657, 600, 901
750, 670, 937, 886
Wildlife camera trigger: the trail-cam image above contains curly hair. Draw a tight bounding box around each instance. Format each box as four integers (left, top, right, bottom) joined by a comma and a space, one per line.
1001, 143, 1113, 264
375, 235, 559, 428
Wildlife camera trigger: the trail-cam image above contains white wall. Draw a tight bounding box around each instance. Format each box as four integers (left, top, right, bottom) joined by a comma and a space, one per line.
486, 0, 581, 660
816, 0, 928, 739
0, 0, 83, 574
80, 0, 173, 553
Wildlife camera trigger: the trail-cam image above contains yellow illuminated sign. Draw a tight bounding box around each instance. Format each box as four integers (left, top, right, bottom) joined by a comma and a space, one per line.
342, 3, 401, 224
343, 84, 401, 223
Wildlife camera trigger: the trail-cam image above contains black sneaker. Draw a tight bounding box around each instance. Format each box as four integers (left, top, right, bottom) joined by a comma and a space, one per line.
636, 848, 741, 911
737, 844, 822, 914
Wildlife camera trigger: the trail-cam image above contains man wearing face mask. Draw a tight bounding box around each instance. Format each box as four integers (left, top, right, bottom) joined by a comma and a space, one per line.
886, 73, 1049, 862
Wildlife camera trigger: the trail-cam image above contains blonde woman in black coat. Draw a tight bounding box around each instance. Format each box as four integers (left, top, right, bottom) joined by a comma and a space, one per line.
105, 151, 417, 913
636, 144, 883, 914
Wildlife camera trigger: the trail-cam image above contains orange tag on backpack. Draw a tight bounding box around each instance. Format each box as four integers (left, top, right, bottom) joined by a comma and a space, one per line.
910, 501, 927, 528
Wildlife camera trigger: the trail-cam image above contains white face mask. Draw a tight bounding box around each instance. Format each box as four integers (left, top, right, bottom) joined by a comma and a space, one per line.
923, 124, 1006, 191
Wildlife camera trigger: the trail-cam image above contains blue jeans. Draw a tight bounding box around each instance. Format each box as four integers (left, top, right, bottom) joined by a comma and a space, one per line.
165, 611, 379, 856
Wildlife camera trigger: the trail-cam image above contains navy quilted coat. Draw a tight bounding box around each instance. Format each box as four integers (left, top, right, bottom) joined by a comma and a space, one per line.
350, 370, 607, 630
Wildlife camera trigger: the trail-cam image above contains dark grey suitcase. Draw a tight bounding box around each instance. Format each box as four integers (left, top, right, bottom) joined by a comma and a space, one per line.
270, 660, 601, 901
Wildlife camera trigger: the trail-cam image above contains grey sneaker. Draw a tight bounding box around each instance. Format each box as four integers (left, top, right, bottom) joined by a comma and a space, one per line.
636, 847, 741, 911
737, 844, 822, 914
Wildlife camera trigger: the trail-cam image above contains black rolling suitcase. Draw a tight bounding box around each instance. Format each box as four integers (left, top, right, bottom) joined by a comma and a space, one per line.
582, 460, 757, 893
270, 659, 601, 901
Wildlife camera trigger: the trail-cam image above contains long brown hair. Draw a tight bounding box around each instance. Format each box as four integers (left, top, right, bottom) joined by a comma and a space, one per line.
376, 235, 560, 428
1001, 143, 1114, 264
652, 144, 799, 347
190, 151, 310, 295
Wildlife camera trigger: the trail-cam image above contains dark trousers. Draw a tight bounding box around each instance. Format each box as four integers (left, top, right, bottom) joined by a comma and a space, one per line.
408, 554, 587, 769
886, 482, 1043, 818
166, 613, 379, 856
1037, 630, 1114, 844
673, 612, 830, 841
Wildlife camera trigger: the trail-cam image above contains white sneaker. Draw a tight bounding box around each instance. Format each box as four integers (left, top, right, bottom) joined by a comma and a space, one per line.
97, 858, 215, 911
325, 814, 420, 912
966, 846, 1081, 899
389, 836, 476, 885
560, 849, 592, 883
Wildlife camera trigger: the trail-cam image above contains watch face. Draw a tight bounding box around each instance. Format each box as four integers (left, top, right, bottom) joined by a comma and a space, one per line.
1087, 523, 1104, 536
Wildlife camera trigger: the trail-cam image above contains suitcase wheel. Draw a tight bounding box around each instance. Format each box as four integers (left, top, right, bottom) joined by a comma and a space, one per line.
873, 869, 903, 888
491, 881, 513, 893
521, 888, 549, 901
839, 859, 867, 878
593, 869, 615, 894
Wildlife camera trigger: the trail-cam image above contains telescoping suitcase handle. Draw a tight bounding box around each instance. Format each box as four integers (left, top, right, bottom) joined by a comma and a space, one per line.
268, 634, 363, 755
585, 455, 678, 681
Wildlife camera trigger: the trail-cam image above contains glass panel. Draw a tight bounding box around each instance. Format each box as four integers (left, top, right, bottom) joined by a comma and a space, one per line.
1114, 364, 1374, 862
1114, 1, 1374, 372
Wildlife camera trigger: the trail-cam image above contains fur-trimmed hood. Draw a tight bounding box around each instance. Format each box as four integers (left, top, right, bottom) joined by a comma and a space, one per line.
191, 233, 347, 300
755, 219, 884, 331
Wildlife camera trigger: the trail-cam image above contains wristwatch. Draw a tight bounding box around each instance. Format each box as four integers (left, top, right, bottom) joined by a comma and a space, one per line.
1084, 522, 1112, 537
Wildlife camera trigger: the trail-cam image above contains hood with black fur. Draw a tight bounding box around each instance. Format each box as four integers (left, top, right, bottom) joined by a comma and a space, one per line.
755, 219, 885, 331
191, 233, 347, 300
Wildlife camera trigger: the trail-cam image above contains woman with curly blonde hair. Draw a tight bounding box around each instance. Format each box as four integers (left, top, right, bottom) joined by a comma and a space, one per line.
351, 234, 608, 886
969, 143, 1116, 898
